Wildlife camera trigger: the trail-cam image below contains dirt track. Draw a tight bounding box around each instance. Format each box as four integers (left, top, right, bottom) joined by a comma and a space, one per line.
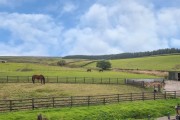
164, 80, 180, 91
114, 68, 168, 77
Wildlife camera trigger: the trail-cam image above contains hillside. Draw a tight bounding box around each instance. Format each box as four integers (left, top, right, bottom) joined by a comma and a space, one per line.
84, 54, 180, 71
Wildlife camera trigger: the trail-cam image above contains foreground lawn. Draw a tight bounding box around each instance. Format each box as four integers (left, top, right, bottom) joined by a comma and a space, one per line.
0, 99, 179, 120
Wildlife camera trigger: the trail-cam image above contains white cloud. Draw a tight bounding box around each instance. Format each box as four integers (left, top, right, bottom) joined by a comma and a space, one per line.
1, 0, 180, 56
62, 0, 180, 55
0, 12, 63, 56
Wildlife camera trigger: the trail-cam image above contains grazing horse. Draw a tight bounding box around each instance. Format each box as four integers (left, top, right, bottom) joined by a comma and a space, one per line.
99, 69, 103, 72
32, 75, 45, 84
87, 69, 91, 72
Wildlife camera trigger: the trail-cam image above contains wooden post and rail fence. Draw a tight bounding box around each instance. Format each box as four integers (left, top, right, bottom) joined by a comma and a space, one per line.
0, 91, 179, 112
0, 76, 127, 84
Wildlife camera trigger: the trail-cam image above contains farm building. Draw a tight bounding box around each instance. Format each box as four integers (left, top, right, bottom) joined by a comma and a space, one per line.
168, 71, 180, 81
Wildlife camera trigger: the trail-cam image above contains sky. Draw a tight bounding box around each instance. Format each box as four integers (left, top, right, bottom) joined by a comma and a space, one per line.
0, 0, 180, 56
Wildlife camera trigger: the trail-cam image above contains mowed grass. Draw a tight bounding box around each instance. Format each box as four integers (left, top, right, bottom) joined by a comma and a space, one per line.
85, 54, 180, 71
0, 83, 148, 99
0, 99, 179, 120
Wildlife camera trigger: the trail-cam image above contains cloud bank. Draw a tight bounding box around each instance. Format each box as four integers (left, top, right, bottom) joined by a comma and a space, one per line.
0, 0, 180, 56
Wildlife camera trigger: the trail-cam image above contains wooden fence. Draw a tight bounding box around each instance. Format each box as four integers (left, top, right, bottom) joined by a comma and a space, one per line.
125, 78, 165, 88
0, 91, 179, 112
0, 76, 126, 84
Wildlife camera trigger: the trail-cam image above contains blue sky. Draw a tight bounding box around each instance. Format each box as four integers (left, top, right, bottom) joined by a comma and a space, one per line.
0, 0, 180, 56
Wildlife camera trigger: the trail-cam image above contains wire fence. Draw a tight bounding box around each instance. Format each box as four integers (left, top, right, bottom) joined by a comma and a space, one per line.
0, 76, 126, 84
0, 91, 179, 112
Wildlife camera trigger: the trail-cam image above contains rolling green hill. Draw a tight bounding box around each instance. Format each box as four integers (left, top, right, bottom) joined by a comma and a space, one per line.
84, 54, 180, 71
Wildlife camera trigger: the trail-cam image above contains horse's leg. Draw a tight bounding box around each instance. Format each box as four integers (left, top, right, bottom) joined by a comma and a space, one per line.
32, 78, 35, 84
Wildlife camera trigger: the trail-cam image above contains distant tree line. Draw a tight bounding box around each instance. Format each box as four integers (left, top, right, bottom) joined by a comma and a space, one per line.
63, 48, 180, 60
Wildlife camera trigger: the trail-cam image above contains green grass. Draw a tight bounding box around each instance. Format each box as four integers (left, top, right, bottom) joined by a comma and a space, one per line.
0, 99, 179, 120
0, 63, 157, 78
85, 54, 180, 71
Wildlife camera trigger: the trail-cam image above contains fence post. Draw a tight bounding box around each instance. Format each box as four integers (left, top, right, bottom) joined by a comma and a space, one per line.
66, 77, 68, 83
7, 76, 8, 83
103, 98, 106, 105
164, 91, 166, 99
117, 78, 119, 84
117, 94, 120, 102
75, 77, 76, 83
174, 91, 176, 99
57, 76, 58, 83
52, 97, 55, 107
154, 92, 156, 100
17, 76, 19, 82
92, 78, 94, 84
101, 78, 102, 84
84, 77, 85, 83
130, 93, 133, 101
124, 79, 126, 84
32, 98, 34, 110
142, 81, 144, 88
28, 76, 30, 83
70, 96, 73, 107
88, 96, 90, 106
142, 92, 144, 101
9, 100, 12, 111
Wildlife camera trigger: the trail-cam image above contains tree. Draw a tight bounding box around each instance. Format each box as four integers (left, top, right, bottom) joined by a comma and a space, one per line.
96, 60, 111, 70
57, 59, 66, 66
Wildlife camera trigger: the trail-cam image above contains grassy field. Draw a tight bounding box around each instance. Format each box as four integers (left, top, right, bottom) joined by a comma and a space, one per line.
0, 55, 177, 120
0, 98, 179, 120
85, 54, 180, 71
0, 62, 158, 78
0, 83, 149, 99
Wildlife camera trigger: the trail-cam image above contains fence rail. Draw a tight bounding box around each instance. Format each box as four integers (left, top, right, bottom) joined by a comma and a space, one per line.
0, 91, 179, 112
125, 78, 165, 88
0, 76, 126, 84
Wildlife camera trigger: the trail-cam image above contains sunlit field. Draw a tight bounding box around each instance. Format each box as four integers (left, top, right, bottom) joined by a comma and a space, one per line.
0, 63, 157, 78
0, 83, 149, 99
85, 54, 180, 71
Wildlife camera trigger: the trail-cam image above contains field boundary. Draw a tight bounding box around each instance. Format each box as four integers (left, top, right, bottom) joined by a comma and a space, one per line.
0, 76, 127, 84
125, 78, 164, 88
0, 91, 179, 112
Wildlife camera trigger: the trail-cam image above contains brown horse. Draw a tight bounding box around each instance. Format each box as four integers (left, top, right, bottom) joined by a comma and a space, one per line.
87, 69, 91, 72
99, 69, 103, 72
32, 75, 45, 84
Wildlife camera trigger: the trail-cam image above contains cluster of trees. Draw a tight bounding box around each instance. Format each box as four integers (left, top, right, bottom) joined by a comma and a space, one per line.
57, 59, 66, 66
63, 48, 180, 60
96, 60, 111, 70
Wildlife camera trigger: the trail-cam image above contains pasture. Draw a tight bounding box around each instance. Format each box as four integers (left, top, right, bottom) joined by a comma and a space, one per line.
0, 55, 179, 120
0, 83, 149, 99
85, 54, 180, 71
0, 62, 158, 78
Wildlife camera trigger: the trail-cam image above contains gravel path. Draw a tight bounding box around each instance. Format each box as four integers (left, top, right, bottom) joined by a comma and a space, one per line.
164, 80, 180, 91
